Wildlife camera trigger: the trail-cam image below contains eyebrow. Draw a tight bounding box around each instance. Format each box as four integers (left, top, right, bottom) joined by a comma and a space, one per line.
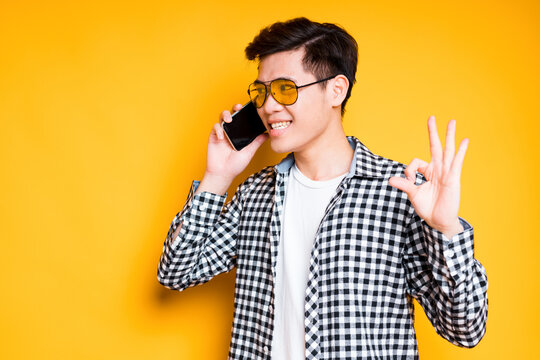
254, 76, 297, 84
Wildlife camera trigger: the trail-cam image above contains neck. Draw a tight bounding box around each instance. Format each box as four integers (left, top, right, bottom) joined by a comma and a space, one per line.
293, 121, 354, 181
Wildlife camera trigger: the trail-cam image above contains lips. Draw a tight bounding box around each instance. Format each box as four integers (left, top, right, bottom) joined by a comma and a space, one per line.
266, 119, 292, 137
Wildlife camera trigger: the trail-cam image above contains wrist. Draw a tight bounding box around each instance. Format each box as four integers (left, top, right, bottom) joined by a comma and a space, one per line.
195, 172, 234, 196
436, 218, 464, 239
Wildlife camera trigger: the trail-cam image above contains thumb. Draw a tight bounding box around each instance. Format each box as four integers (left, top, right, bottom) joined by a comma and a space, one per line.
388, 176, 417, 197
242, 133, 269, 157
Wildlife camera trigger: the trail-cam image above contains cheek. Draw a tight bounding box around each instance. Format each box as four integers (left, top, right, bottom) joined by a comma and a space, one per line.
256, 108, 269, 126
295, 91, 326, 115
305, 88, 326, 106
256, 108, 264, 120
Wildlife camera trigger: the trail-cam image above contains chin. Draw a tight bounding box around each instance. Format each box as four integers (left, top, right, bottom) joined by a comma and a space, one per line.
269, 138, 294, 154
270, 136, 306, 154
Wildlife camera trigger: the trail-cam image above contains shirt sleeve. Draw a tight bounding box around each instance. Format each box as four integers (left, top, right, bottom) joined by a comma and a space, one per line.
402, 212, 489, 348
156, 180, 243, 291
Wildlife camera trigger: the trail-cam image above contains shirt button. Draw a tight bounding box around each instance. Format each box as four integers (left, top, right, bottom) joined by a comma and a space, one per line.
446, 249, 455, 258
267, 304, 273, 313
264, 346, 269, 354
199, 203, 207, 211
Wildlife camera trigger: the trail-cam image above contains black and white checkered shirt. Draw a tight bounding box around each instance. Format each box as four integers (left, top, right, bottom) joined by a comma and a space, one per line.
157, 136, 488, 359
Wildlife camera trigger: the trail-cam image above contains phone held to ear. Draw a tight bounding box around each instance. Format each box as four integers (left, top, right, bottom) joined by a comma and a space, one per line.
222, 102, 267, 151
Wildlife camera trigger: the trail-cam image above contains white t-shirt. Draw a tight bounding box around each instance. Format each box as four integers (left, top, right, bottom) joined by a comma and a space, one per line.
271, 163, 347, 360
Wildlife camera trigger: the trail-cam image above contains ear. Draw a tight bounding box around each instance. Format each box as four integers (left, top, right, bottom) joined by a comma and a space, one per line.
329, 74, 349, 108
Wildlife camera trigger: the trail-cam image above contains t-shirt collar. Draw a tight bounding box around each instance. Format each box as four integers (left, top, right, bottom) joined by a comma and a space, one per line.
275, 136, 385, 179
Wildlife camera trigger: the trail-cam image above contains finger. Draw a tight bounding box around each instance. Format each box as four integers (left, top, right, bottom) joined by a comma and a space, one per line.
404, 158, 430, 182
449, 137, 469, 180
212, 122, 224, 141
221, 110, 232, 123
428, 116, 443, 166
389, 176, 419, 198
443, 119, 456, 172
232, 103, 243, 113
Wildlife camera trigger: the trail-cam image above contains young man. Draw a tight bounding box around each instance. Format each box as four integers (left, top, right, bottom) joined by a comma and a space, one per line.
157, 17, 488, 359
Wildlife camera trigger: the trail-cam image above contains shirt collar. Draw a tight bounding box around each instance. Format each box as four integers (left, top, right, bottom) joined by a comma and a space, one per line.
275, 136, 385, 179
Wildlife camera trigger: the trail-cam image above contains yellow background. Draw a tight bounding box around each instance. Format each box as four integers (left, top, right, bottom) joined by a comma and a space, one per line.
1, 0, 538, 358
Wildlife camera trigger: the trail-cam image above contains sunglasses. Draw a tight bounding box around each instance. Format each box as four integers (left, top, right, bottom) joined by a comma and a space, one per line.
247, 75, 337, 109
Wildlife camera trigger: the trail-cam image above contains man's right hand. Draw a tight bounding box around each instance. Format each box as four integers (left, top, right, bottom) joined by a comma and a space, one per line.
194, 103, 269, 196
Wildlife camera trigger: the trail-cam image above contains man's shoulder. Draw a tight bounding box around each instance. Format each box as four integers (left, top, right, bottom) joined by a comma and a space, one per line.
236, 165, 276, 194
369, 150, 408, 178
350, 136, 427, 184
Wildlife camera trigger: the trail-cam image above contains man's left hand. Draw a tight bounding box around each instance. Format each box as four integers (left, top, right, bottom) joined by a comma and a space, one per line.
389, 116, 469, 239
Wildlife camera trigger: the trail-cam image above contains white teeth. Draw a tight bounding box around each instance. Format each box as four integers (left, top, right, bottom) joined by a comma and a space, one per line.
270, 121, 291, 130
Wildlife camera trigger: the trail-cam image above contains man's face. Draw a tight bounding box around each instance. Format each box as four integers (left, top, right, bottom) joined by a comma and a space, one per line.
255, 48, 335, 154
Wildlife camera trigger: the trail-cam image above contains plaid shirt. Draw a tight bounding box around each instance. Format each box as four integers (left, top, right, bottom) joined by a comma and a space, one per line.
157, 136, 488, 359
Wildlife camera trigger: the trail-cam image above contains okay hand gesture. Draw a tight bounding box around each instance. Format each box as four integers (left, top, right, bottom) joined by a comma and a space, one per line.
389, 116, 468, 239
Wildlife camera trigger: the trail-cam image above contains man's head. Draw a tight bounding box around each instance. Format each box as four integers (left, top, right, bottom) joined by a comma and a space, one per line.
244, 18, 358, 154
245, 17, 358, 115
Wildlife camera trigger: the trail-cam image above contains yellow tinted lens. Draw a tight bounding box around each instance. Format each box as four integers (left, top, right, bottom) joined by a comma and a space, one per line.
271, 79, 297, 105
249, 83, 266, 108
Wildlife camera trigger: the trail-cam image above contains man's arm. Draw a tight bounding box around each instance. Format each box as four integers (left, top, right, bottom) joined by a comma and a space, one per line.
157, 104, 268, 291
389, 116, 488, 346
157, 180, 241, 291
402, 213, 488, 347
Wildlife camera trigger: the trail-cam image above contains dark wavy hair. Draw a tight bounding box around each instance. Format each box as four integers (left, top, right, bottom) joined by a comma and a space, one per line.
245, 17, 358, 115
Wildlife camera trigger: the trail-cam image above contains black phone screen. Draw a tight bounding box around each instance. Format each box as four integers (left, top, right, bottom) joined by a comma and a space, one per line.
222, 102, 266, 151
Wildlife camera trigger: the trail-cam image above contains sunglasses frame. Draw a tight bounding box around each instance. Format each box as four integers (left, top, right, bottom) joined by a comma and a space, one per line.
247, 75, 338, 108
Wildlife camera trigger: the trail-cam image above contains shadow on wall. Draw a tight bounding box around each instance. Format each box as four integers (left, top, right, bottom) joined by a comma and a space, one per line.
127, 210, 238, 355
153, 269, 236, 306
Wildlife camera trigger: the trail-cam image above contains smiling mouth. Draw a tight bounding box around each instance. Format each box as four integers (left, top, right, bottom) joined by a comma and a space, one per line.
270, 121, 292, 130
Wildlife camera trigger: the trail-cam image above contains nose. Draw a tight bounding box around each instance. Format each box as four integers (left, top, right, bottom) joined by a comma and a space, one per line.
261, 89, 285, 115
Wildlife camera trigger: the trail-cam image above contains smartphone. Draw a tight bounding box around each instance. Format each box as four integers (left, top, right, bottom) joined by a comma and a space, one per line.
222, 101, 267, 151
